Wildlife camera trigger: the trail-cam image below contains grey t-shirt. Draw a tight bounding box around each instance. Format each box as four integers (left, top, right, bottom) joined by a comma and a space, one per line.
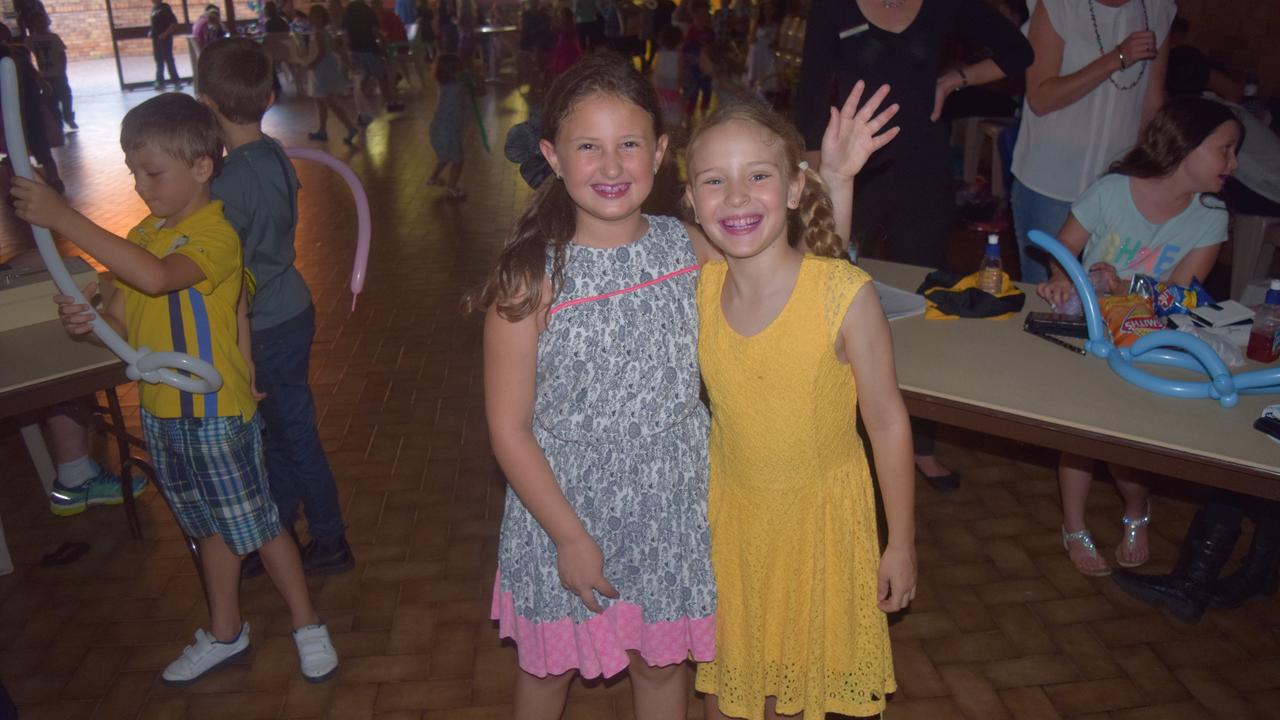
211, 137, 312, 332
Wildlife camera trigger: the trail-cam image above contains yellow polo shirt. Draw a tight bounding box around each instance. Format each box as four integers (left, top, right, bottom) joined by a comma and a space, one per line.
117, 200, 256, 419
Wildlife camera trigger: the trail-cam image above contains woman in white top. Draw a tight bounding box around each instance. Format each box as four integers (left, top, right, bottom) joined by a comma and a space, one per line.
1011, 0, 1176, 283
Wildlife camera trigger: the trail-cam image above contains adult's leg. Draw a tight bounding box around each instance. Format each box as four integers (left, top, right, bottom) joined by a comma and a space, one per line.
251, 306, 347, 548
154, 41, 166, 85
627, 653, 687, 720
163, 40, 180, 84
881, 153, 958, 486
513, 668, 575, 720
1011, 177, 1072, 284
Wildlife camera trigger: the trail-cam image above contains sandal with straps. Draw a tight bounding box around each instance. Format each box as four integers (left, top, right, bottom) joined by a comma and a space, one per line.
1063, 526, 1112, 577
1116, 502, 1152, 568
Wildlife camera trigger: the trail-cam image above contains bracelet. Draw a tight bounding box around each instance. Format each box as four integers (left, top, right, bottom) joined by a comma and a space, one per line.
956, 66, 968, 88
1117, 49, 1127, 70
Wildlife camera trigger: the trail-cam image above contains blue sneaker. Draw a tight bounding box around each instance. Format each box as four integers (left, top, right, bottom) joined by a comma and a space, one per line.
49, 469, 147, 517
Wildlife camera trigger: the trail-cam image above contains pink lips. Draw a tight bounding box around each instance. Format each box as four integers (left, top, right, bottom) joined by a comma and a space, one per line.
591, 183, 631, 199
719, 214, 763, 236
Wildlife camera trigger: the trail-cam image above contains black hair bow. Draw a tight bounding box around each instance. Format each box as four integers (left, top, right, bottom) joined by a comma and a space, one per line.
504, 109, 552, 190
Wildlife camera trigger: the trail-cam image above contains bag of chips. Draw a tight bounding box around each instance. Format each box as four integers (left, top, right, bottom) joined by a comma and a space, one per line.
1100, 294, 1166, 347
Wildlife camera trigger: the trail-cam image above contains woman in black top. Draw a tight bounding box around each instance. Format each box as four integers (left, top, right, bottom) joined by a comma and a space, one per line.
795, 0, 1032, 489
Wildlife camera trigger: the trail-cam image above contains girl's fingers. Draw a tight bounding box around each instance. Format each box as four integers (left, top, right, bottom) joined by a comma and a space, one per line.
856, 83, 893, 122
578, 589, 603, 613
840, 79, 866, 119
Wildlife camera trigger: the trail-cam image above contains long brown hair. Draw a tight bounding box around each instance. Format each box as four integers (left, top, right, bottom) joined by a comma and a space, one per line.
1109, 96, 1242, 180
683, 101, 844, 258
465, 54, 665, 319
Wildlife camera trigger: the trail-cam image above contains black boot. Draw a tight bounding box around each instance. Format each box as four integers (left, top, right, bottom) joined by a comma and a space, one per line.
1211, 518, 1280, 608
1112, 509, 1239, 624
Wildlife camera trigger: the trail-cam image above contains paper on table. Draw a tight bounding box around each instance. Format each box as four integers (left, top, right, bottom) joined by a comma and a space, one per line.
875, 280, 927, 321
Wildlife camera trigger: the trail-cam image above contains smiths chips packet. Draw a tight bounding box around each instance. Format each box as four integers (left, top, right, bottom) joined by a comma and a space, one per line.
1127, 274, 1216, 318
1100, 294, 1166, 347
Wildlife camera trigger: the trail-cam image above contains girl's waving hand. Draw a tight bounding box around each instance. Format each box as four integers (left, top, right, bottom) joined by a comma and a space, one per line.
819, 81, 900, 184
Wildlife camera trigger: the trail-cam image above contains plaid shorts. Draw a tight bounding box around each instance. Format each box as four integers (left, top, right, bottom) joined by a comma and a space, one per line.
141, 411, 282, 555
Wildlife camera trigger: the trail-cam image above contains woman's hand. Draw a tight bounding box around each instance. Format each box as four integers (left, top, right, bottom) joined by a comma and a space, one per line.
930, 69, 964, 122
556, 532, 619, 613
1115, 30, 1157, 69
818, 80, 900, 184
877, 543, 917, 613
54, 281, 100, 336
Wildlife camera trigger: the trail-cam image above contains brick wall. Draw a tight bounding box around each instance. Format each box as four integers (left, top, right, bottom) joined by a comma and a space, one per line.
42, 0, 194, 60
1171, 0, 1279, 98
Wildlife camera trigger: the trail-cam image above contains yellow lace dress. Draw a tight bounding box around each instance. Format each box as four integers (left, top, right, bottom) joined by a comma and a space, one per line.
694, 256, 895, 720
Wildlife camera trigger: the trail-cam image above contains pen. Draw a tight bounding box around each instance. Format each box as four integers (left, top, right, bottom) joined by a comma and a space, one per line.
1024, 327, 1087, 356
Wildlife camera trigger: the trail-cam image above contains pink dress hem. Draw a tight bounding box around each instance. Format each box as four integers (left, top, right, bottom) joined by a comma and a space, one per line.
490, 573, 716, 679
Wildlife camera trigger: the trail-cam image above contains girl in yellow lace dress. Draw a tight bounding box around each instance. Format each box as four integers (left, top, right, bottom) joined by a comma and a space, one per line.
685, 86, 917, 720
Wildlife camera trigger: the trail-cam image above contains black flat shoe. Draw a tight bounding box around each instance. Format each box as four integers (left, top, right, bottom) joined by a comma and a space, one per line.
922, 471, 961, 492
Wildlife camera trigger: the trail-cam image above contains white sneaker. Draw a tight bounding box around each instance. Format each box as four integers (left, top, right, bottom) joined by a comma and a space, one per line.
161, 622, 251, 687
293, 623, 339, 682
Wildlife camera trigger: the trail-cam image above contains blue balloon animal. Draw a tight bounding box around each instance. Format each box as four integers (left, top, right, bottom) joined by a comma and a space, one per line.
1027, 230, 1280, 408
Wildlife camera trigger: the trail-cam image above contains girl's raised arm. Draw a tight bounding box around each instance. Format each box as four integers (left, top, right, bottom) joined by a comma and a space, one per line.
839, 284, 916, 613
817, 81, 900, 250
484, 296, 619, 613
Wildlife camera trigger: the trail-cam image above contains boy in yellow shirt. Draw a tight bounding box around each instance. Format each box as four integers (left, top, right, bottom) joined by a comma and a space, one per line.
10, 93, 339, 687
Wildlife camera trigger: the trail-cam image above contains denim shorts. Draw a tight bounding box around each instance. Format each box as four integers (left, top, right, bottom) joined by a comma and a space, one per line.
141, 411, 282, 555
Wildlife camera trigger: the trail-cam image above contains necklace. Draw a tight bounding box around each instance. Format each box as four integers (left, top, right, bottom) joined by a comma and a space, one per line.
881, 0, 907, 8
1089, 0, 1149, 91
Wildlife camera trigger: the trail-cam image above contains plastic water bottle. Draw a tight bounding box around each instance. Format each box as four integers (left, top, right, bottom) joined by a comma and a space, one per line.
978, 234, 1002, 294
1247, 279, 1280, 364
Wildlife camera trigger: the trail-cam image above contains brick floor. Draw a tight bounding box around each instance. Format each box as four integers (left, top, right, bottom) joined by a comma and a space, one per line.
2, 68, 1279, 720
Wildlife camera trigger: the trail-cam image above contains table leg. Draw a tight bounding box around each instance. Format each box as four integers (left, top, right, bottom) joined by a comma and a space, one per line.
0, 513, 13, 576
19, 423, 56, 496
103, 387, 143, 539
99, 388, 207, 598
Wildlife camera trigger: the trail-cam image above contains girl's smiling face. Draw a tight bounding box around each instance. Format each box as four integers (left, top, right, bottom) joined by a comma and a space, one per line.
685, 119, 803, 260
1179, 119, 1240, 194
540, 93, 667, 230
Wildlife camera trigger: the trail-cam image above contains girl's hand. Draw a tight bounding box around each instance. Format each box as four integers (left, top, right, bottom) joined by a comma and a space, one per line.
877, 543, 917, 613
1088, 262, 1123, 295
555, 532, 619, 613
10, 175, 68, 231
819, 80, 900, 183
54, 281, 100, 336
1037, 275, 1075, 310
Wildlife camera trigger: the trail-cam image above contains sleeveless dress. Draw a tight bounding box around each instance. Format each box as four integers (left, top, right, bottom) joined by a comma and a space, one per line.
491, 215, 717, 679
693, 257, 895, 720
307, 33, 348, 98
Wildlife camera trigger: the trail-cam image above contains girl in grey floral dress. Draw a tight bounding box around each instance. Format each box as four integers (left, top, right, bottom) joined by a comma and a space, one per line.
471, 54, 718, 716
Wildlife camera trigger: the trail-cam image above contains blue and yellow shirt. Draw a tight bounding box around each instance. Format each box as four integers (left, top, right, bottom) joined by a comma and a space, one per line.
117, 200, 256, 419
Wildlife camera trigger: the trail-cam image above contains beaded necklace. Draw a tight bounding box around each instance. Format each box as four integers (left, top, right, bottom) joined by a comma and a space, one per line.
1089, 0, 1149, 91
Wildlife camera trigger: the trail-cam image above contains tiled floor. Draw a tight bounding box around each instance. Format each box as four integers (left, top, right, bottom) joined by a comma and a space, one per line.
1, 61, 1279, 720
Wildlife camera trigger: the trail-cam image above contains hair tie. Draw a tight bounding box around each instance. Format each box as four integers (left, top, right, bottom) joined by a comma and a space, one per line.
798, 160, 810, 171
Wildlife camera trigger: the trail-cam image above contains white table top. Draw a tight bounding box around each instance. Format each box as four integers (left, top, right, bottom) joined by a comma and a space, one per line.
861, 259, 1280, 482
0, 320, 120, 399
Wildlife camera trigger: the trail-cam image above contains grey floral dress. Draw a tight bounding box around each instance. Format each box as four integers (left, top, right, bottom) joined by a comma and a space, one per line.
491, 215, 717, 679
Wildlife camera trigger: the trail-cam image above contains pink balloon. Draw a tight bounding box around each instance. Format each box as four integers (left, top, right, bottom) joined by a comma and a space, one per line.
284, 147, 371, 312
